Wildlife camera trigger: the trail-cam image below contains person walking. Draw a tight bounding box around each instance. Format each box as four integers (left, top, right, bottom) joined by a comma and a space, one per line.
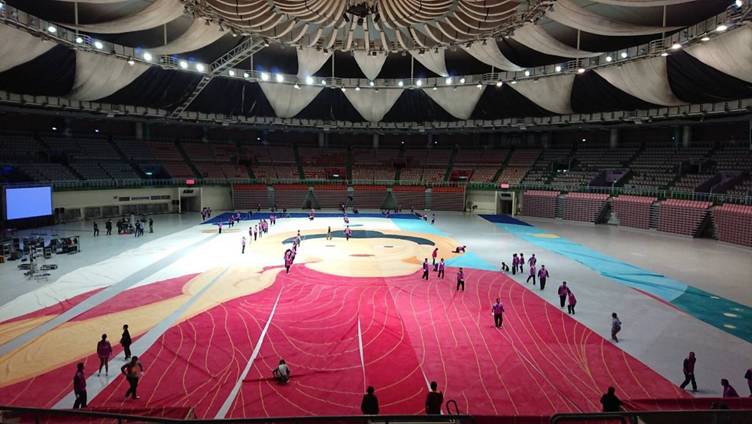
148, 218, 153, 233
96, 334, 112, 376
492, 298, 504, 328
456, 267, 465, 292
425, 381, 444, 415
558, 282, 569, 308
679, 352, 697, 392
121, 356, 144, 400
600, 386, 622, 412
721, 379, 739, 398
241, 237, 246, 254
73, 363, 87, 409
611, 313, 622, 343
361, 386, 380, 415
327, 226, 332, 240
120, 324, 132, 360
431, 248, 438, 268
105, 219, 112, 236
437, 258, 445, 279
518, 253, 525, 273
567, 290, 577, 315
512, 254, 518, 275
501, 261, 510, 272
528, 253, 537, 269
93, 222, 99, 237
526, 263, 537, 285
538, 265, 549, 290
422, 259, 430, 280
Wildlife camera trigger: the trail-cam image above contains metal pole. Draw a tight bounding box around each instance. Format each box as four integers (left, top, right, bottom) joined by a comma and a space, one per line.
411, 55, 415, 85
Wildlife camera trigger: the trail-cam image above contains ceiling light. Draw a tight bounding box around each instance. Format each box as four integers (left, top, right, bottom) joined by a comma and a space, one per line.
715, 24, 728, 32
143, 52, 153, 62
524, 70, 530, 77
432, 85, 437, 91
51, 126, 57, 131
620, 51, 628, 58
398, 80, 404, 87
510, 80, 517, 85
661, 52, 669, 57
178, 60, 188, 69
261, 72, 270, 81
701, 35, 710, 42
195, 63, 205, 72
93, 40, 104, 50
355, 86, 360, 91
127, 58, 135, 66
476, 83, 483, 89
243, 72, 249, 78
94, 129, 100, 133
459, 77, 465, 84
735, 0, 743, 7
416, 79, 423, 86
605, 55, 613, 62
294, 83, 300, 89
671, 43, 682, 50
321, 79, 326, 86
496, 81, 503, 87
75, 36, 84, 44
228, 70, 236, 76
305, 76, 314, 85
275, 73, 284, 82
341, 87, 346, 92
445, 77, 453, 85
577, 68, 585, 73
369, 80, 374, 87
555, 65, 562, 72
47, 25, 57, 34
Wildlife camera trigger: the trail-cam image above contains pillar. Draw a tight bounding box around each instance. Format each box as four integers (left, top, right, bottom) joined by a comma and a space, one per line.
318, 132, 325, 147
372, 133, 379, 149
609, 128, 619, 149
682, 125, 692, 148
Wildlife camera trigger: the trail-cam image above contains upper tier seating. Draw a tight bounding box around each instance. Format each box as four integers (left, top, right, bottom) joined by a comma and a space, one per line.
298, 147, 345, 166
726, 176, 752, 198
468, 167, 498, 182
351, 148, 400, 165
115, 139, 154, 161
0, 136, 45, 159
507, 149, 541, 167
672, 174, 715, 192
521, 148, 572, 185
68, 162, 110, 180
15, 163, 78, 181
710, 146, 752, 172
454, 149, 509, 166
549, 170, 598, 189
351, 166, 396, 182
497, 167, 529, 185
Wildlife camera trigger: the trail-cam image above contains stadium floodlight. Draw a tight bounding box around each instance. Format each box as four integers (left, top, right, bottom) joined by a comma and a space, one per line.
620, 51, 628, 58
715, 24, 728, 32
321, 79, 327, 86
510, 80, 517, 84
195, 63, 205, 72
445, 77, 453, 85
524, 70, 530, 77
605, 55, 613, 62
736, 0, 743, 7
661, 52, 669, 57
305, 76, 314, 85
701, 35, 710, 42
355, 86, 360, 91
47, 25, 57, 34
275, 73, 284, 83
459, 77, 466, 84
432, 85, 437, 91
75, 36, 84, 44
671, 43, 682, 50
93, 40, 104, 50
228, 70, 236, 76
496, 81, 503, 87
341, 87, 346, 92
577, 68, 585, 74
261, 72, 270, 81
127, 58, 135, 66
243, 72, 249, 78
143, 52, 152, 62
555, 65, 562, 72
416, 79, 423, 87
369, 80, 375, 86
179, 60, 188, 69
398, 80, 404, 87
294, 83, 300, 89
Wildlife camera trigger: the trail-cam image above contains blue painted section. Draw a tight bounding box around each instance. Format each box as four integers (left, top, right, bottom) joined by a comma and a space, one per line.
391, 218, 447, 236
445, 251, 497, 271
480, 214, 532, 226
496, 223, 752, 343
202, 212, 418, 225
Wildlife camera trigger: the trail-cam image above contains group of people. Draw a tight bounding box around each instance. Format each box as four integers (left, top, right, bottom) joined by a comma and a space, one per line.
200, 207, 213, 221
93, 215, 152, 238
421, 255, 462, 291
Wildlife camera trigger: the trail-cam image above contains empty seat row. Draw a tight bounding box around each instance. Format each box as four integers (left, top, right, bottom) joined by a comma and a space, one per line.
656, 199, 711, 237
612, 195, 656, 229
521, 190, 559, 218
562, 193, 609, 223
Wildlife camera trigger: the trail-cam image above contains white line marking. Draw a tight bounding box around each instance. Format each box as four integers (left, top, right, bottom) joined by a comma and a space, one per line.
357, 317, 366, 392
215, 287, 284, 419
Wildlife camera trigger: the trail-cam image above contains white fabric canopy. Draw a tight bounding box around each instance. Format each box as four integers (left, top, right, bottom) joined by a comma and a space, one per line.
461, 38, 524, 71
687, 25, 752, 83
509, 74, 575, 114
595, 56, 683, 106
259, 83, 322, 118
69, 51, 150, 101
424, 86, 484, 119
0, 24, 56, 73
411, 49, 448, 77
513, 24, 600, 58
548, 0, 680, 36
297, 46, 332, 80
344, 88, 403, 122
589, 0, 696, 6
73, 0, 184, 34
353, 51, 388, 80
150, 19, 225, 55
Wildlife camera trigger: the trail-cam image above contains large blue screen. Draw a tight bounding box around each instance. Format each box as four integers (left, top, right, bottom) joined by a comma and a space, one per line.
5, 186, 52, 220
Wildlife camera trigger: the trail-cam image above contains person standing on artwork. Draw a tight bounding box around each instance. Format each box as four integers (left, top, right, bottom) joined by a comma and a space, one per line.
327, 226, 332, 240
284, 249, 293, 273
345, 226, 352, 241
519, 253, 525, 273
679, 352, 697, 392
253, 225, 258, 241
567, 289, 577, 315
492, 298, 504, 328
600, 387, 622, 412
501, 261, 510, 272
105, 219, 112, 236
425, 381, 443, 414
538, 265, 549, 290
512, 254, 518, 275
121, 356, 144, 400
456, 267, 465, 291
120, 324, 132, 360
437, 258, 445, 279
218, 222, 222, 234
528, 253, 537, 269
431, 248, 438, 267
745, 368, 752, 396
148, 218, 154, 233
526, 263, 537, 285
611, 313, 622, 343
431, 213, 436, 225
722, 379, 739, 398
72, 363, 87, 409
241, 237, 246, 254
273, 359, 291, 384
93, 222, 99, 237
422, 259, 430, 280
361, 386, 380, 415
558, 282, 569, 308
97, 334, 112, 376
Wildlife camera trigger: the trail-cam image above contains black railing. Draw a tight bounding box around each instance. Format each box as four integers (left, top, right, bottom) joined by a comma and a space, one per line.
550, 409, 752, 424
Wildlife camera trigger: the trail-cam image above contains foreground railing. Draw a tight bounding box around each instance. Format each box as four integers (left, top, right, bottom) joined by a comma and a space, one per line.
550, 409, 752, 424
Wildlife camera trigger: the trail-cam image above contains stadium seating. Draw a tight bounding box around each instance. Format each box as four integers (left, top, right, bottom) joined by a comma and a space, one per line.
430, 186, 465, 211
392, 185, 426, 210
351, 166, 396, 182
612, 195, 656, 229
497, 167, 529, 185
312, 184, 348, 208
0, 135, 45, 160
521, 190, 559, 218
399, 168, 423, 183
15, 163, 78, 182
672, 174, 715, 192
100, 162, 141, 180
68, 162, 110, 180
298, 147, 346, 166
726, 176, 752, 198
422, 167, 446, 183
352, 185, 388, 209
562, 192, 610, 223
273, 184, 310, 208
712, 204, 752, 247
351, 148, 400, 166
453, 148, 509, 166
232, 184, 271, 209
657, 199, 711, 237
710, 146, 752, 172
193, 162, 225, 179
115, 139, 154, 161
468, 167, 498, 182
506, 149, 541, 167
549, 170, 598, 189
162, 161, 195, 178
521, 147, 572, 185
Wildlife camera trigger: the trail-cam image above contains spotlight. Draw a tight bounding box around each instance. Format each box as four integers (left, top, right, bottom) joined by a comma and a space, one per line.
555, 65, 562, 72
0, 3, 4, 10
294, 83, 300, 89
47, 25, 57, 34
620, 51, 628, 58
275, 73, 284, 82
243, 72, 249, 78
93, 40, 104, 50
715, 24, 728, 32
476, 83, 482, 89
321, 79, 326, 86
416, 79, 423, 87
143, 52, 153, 62
581, 138, 586, 142
196, 63, 205, 72
510, 80, 517, 84
178, 60, 188, 69
701, 35, 710, 42
75, 36, 84, 44
369, 80, 375, 87
577, 68, 585, 73
432, 85, 437, 91
398, 80, 404, 87
94, 129, 100, 133
735, 0, 743, 7
51, 126, 57, 131
605, 55, 613, 62
524, 70, 530, 77
127, 58, 135, 66
341, 87, 347, 92
459, 77, 465, 84
305, 76, 314, 85
671, 43, 682, 50
228, 70, 236, 76
496, 81, 503, 87
445, 77, 453, 85
355, 86, 360, 91
261, 72, 270, 81
661, 52, 669, 57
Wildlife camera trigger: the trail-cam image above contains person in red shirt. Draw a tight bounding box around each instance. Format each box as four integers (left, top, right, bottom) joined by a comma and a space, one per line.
425, 381, 443, 414
492, 298, 505, 328
96, 334, 112, 376
679, 352, 697, 392
456, 267, 465, 292
437, 259, 445, 279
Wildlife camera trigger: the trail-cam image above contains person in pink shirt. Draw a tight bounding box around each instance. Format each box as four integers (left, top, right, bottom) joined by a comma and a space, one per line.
567, 290, 577, 315
518, 253, 525, 273
345, 226, 352, 240
512, 254, 518, 275
537, 265, 549, 290
96, 334, 112, 376
431, 248, 438, 268
456, 267, 465, 292
284, 249, 293, 273
422, 259, 430, 280
437, 258, 445, 279
492, 298, 505, 328
558, 282, 569, 308
721, 379, 739, 398
528, 254, 536, 268
745, 368, 752, 396
526, 263, 537, 285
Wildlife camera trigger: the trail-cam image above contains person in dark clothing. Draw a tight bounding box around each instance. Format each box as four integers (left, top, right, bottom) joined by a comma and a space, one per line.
361, 386, 380, 415
105, 220, 112, 236
120, 324, 132, 360
148, 218, 153, 233
73, 362, 87, 409
93, 222, 99, 237
425, 381, 443, 414
600, 386, 622, 412
121, 356, 144, 400
421, 259, 430, 280
679, 352, 697, 392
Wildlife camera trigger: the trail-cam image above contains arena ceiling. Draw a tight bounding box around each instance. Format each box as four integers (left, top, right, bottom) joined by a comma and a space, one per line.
0, 0, 751, 124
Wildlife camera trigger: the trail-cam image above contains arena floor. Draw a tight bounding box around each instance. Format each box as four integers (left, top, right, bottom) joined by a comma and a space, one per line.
0, 211, 750, 419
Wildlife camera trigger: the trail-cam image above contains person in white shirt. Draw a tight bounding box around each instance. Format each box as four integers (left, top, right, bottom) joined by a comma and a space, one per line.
273, 359, 291, 384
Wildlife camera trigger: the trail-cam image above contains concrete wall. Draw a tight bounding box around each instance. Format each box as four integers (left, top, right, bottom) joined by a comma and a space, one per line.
200, 185, 232, 210
466, 190, 497, 214
53, 187, 179, 210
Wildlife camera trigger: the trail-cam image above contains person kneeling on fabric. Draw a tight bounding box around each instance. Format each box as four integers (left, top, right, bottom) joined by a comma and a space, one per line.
273, 359, 291, 384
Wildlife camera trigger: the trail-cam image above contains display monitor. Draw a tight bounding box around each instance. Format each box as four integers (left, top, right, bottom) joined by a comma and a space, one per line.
4, 186, 53, 220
